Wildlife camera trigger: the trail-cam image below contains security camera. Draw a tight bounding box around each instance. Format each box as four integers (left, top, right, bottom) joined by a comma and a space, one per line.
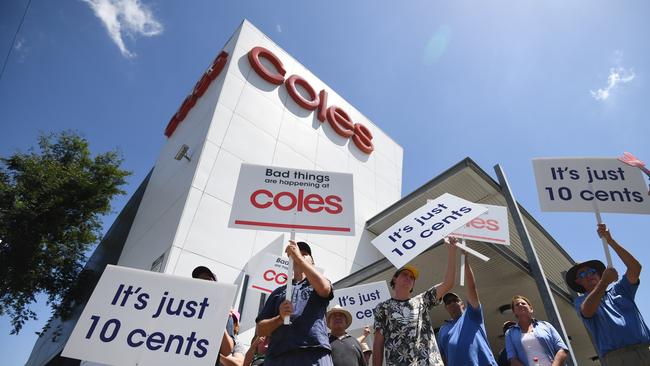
174, 144, 191, 161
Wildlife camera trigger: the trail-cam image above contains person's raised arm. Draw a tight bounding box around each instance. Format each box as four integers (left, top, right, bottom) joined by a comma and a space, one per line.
434, 236, 458, 300
372, 329, 384, 366
551, 349, 568, 366
581, 267, 618, 318
598, 224, 641, 284
287, 241, 331, 298
464, 254, 479, 309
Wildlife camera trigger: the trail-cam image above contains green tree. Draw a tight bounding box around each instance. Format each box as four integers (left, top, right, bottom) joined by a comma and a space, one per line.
0, 131, 130, 334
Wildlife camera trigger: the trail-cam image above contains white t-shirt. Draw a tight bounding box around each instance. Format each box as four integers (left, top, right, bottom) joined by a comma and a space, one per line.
521, 332, 550, 366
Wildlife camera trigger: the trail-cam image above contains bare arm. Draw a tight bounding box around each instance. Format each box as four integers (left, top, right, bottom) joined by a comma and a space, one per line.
243, 336, 263, 366
256, 300, 292, 336
372, 329, 384, 366
357, 326, 370, 344
551, 349, 568, 366
464, 254, 479, 309
599, 224, 642, 283
220, 331, 234, 358
434, 237, 458, 300
287, 241, 332, 298
219, 352, 244, 366
581, 267, 618, 318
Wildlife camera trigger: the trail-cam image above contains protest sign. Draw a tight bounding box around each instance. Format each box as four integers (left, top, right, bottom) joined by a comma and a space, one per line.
331, 281, 390, 331
62, 265, 237, 366
371, 193, 487, 268
249, 254, 289, 294
532, 157, 650, 214
229, 163, 355, 236
452, 204, 510, 245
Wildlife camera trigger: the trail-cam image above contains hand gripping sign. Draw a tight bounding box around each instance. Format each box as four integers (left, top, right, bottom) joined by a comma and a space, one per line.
229, 163, 355, 324
331, 281, 391, 331
371, 193, 488, 269
533, 157, 650, 266
62, 265, 237, 366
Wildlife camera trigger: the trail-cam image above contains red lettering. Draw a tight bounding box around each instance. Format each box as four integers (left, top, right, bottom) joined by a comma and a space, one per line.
246, 46, 375, 154
469, 218, 486, 229
251, 189, 273, 208
304, 194, 325, 213
326, 106, 354, 137
165, 51, 229, 137
263, 269, 287, 284
486, 219, 499, 231
324, 195, 343, 214
285, 75, 319, 110
273, 191, 297, 211
249, 189, 342, 214
352, 123, 374, 154
248, 46, 286, 85
317, 89, 328, 122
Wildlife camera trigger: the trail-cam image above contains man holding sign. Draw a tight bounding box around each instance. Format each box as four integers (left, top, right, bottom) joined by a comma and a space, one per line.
256, 240, 334, 365
372, 237, 458, 366
565, 224, 650, 365
437, 255, 497, 366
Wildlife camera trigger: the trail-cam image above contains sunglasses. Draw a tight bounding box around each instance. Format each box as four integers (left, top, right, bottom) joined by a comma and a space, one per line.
576, 268, 598, 280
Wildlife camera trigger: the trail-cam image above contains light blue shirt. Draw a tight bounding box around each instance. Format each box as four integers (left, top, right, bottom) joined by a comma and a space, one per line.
505, 319, 568, 366
574, 276, 650, 357
437, 303, 497, 366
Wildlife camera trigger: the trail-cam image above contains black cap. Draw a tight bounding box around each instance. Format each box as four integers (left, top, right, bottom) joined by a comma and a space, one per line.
442, 292, 461, 304
297, 241, 312, 257
192, 266, 216, 281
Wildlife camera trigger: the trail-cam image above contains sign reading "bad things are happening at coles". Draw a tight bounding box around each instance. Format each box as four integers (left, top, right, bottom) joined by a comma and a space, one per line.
229, 164, 355, 236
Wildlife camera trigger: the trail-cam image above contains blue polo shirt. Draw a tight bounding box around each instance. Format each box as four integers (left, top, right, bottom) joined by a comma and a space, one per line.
437, 302, 497, 365
574, 276, 650, 357
505, 320, 568, 366
256, 278, 334, 359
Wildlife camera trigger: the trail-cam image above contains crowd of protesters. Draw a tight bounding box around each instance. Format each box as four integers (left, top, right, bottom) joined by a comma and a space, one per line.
194, 223, 648, 365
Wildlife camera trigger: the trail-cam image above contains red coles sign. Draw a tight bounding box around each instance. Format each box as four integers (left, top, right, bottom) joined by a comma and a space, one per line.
248, 46, 374, 154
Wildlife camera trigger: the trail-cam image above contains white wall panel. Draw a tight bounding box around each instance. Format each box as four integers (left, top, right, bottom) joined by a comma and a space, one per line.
221, 114, 276, 164
204, 148, 244, 204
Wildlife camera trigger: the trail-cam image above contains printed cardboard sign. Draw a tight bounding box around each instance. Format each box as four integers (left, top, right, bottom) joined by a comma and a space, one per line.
62, 265, 237, 366
229, 164, 355, 235
452, 204, 510, 245
532, 157, 650, 214
331, 281, 391, 331
371, 193, 487, 268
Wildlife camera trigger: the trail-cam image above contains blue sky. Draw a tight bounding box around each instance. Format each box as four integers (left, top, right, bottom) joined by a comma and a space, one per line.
1, 0, 649, 364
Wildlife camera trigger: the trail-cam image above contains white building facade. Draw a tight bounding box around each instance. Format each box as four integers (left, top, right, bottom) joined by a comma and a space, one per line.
117, 19, 403, 336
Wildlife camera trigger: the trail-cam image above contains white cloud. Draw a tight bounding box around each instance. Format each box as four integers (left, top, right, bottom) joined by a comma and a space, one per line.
276, 24, 282, 33
590, 66, 635, 101
82, 0, 163, 58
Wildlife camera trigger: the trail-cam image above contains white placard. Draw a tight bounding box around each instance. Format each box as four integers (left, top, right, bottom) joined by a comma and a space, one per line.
452, 204, 510, 245
249, 254, 289, 294
229, 163, 355, 236
371, 193, 487, 268
532, 157, 650, 214
62, 265, 237, 366
331, 281, 391, 331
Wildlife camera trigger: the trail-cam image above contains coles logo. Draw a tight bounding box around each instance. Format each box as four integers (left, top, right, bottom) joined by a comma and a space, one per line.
248, 46, 374, 154
263, 269, 288, 285
250, 189, 343, 214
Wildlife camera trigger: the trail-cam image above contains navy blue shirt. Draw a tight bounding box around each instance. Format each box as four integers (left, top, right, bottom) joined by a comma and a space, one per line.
437, 303, 497, 366
256, 278, 334, 358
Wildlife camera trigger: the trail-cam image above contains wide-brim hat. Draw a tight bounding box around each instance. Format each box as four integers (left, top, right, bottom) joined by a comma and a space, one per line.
192, 266, 217, 281
565, 260, 605, 293
326, 305, 352, 329
393, 264, 419, 280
